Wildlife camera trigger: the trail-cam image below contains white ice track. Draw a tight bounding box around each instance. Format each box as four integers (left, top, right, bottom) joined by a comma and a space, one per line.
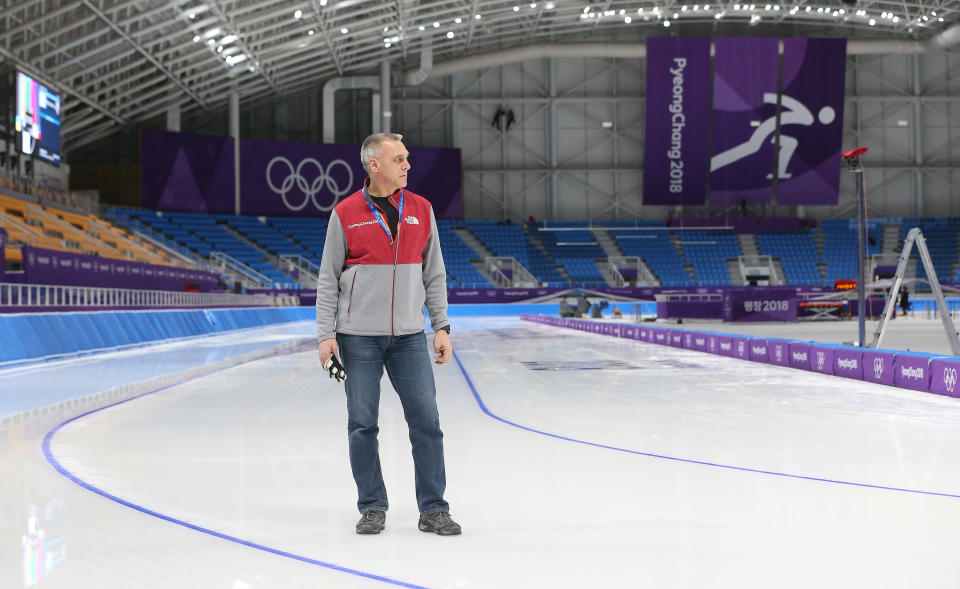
7, 316, 960, 588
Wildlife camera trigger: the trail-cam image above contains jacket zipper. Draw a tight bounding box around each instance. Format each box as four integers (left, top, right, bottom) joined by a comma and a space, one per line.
347, 272, 358, 314
389, 196, 401, 335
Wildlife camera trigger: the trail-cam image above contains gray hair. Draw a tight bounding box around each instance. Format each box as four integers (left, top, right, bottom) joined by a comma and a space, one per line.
360, 132, 404, 173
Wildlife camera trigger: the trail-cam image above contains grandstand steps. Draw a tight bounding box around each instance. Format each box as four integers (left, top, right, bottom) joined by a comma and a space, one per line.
218, 222, 277, 264
669, 235, 697, 282
737, 234, 759, 256
595, 259, 619, 287
772, 260, 787, 285
593, 230, 624, 259
727, 259, 744, 285
882, 222, 902, 254
454, 227, 494, 259
216, 222, 292, 285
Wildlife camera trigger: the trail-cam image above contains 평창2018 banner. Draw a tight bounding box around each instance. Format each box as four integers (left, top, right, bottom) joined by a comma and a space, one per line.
776, 37, 846, 205
642, 37, 712, 206
709, 37, 780, 206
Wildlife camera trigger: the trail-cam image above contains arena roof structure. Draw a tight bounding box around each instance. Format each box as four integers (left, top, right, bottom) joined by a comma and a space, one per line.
3, 0, 960, 155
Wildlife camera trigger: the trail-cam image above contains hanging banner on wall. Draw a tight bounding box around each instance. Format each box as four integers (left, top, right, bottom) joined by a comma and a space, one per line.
709, 37, 780, 206
142, 129, 463, 218
642, 37, 712, 206
776, 38, 846, 205
240, 138, 364, 216
141, 128, 235, 214
240, 139, 463, 218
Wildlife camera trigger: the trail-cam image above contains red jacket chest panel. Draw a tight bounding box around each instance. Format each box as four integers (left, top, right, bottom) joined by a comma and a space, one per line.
336, 190, 432, 266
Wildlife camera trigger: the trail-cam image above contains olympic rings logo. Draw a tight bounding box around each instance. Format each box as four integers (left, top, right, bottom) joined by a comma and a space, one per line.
944, 367, 958, 392
266, 157, 354, 212
874, 357, 885, 379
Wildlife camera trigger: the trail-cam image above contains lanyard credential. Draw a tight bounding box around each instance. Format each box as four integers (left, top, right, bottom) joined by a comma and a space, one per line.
363, 187, 404, 244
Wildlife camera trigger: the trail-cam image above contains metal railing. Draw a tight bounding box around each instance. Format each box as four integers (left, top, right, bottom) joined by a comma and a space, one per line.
738, 255, 782, 285
279, 254, 321, 288
132, 228, 206, 270
0, 282, 292, 309
485, 256, 540, 288
607, 256, 659, 287
209, 252, 272, 289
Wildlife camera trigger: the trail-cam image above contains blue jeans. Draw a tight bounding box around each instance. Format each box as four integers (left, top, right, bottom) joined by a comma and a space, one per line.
336, 331, 449, 515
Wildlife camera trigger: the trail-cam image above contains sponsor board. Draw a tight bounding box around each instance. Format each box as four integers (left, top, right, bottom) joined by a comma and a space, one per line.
893, 353, 932, 392
809, 345, 835, 375
788, 342, 811, 370
929, 359, 960, 398
861, 351, 896, 386
749, 339, 769, 362
832, 348, 863, 380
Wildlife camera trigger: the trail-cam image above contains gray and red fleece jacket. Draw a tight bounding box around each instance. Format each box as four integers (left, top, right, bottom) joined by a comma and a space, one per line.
315, 185, 450, 342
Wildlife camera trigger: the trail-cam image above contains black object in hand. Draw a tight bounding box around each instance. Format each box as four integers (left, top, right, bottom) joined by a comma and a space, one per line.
324, 355, 347, 382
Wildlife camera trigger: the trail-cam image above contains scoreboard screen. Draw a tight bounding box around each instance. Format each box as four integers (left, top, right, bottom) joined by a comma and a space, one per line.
15, 71, 61, 166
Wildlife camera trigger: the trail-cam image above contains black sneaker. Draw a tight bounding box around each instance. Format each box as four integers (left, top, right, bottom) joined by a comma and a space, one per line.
356, 510, 386, 534
418, 512, 461, 536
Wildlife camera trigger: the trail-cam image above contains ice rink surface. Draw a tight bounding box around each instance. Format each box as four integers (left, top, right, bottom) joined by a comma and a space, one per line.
3, 316, 960, 588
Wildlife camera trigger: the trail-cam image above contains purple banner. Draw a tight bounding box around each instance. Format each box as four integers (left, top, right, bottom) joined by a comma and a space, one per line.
788, 342, 811, 370
0, 228, 5, 283
654, 330, 668, 345
669, 331, 684, 348
710, 38, 780, 206
22, 246, 218, 291
833, 348, 863, 380
717, 335, 735, 357
768, 340, 790, 366
683, 332, 694, 349
862, 351, 896, 386
893, 354, 932, 392
810, 345, 835, 375
722, 288, 798, 322
643, 37, 711, 205
142, 129, 462, 218
708, 334, 719, 354
733, 337, 749, 360
692, 333, 709, 351
776, 38, 846, 205
749, 339, 769, 362
929, 359, 960, 398
141, 128, 235, 214
657, 300, 724, 319
240, 138, 461, 218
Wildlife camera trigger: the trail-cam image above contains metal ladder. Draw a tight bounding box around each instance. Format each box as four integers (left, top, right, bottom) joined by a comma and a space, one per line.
872, 227, 960, 355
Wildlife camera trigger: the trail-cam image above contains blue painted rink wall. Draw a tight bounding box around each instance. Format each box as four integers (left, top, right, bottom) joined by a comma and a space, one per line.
521, 314, 960, 400
0, 307, 314, 366
0, 302, 654, 367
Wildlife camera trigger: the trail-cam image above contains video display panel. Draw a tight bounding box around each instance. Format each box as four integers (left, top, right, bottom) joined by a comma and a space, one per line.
15, 71, 61, 166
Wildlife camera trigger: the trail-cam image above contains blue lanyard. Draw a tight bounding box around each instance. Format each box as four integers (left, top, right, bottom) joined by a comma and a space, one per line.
364, 187, 404, 244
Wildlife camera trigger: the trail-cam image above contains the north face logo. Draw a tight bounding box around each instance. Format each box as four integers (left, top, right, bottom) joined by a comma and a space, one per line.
405, 216, 419, 225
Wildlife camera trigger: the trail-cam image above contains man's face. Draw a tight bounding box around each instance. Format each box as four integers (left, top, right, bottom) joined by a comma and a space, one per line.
371, 140, 410, 190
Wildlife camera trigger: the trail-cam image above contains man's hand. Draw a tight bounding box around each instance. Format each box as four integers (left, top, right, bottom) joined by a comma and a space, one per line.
319, 338, 346, 382
319, 338, 339, 365
433, 330, 452, 365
